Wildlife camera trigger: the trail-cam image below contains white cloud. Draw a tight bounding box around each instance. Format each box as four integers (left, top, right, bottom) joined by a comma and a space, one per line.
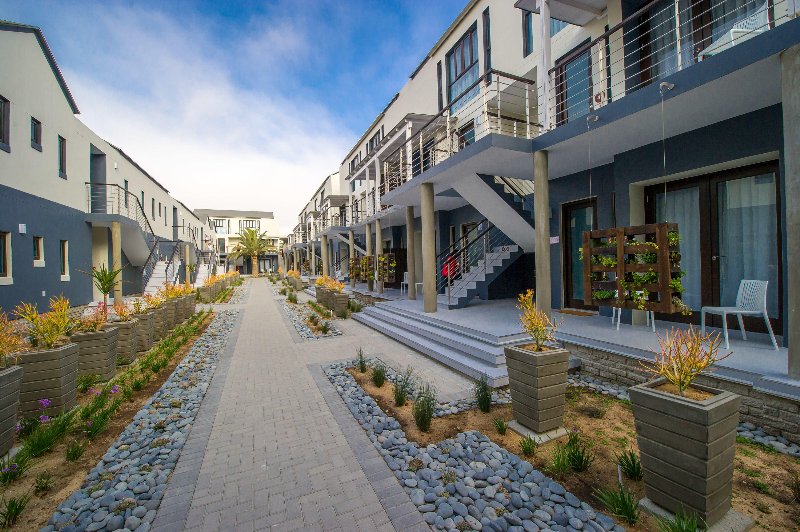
59, 4, 353, 235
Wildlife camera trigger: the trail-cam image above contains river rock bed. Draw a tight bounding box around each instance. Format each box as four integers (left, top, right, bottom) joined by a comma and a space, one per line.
324, 360, 622, 532
42, 310, 239, 532
280, 299, 342, 340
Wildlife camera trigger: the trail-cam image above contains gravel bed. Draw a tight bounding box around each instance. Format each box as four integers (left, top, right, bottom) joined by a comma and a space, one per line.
43, 310, 239, 532
279, 300, 342, 340
325, 360, 622, 532
568, 371, 800, 457
225, 283, 248, 304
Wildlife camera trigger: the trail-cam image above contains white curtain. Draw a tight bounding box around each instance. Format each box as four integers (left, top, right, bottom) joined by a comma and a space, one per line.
657, 187, 701, 310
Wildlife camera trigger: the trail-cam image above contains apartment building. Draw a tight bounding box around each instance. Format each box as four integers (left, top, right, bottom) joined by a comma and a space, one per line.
0, 21, 214, 311
195, 209, 281, 274
292, 0, 800, 384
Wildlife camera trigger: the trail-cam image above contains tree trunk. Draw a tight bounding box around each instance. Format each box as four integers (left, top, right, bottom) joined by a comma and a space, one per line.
252, 255, 258, 276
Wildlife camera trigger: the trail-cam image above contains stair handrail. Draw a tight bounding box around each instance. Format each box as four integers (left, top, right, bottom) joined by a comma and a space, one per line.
141, 235, 162, 290
85, 182, 156, 238
164, 241, 181, 287
435, 218, 489, 266
495, 176, 535, 217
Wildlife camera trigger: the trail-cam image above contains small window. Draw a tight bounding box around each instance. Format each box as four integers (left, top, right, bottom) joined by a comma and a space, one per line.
0, 95, 9, 152
551, 18, 572, 37
140, 191, 145, 209
0, 232, 9, 279
123, 180, 129, 208
458, 121, 476, 149
151, 198, 156, 220
58, 135, 67, 178
33, 236, 44, 266
30, 117, 42, 151
164, 207, 167, 226
523, 11, 534, 57
59, 240, 69, 278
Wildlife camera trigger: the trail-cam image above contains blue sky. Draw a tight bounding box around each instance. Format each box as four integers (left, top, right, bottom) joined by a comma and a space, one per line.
0, 0, 465, 232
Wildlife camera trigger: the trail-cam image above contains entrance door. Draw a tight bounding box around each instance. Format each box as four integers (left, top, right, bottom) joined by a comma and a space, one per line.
563, 199, 597, 309
646, 162, 781, 333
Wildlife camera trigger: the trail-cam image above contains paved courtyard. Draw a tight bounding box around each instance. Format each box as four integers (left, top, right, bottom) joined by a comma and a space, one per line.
152, 278, 470, 531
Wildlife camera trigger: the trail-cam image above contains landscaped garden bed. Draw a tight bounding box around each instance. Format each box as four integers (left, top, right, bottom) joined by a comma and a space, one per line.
325, 357, 800, 531
275, 281, 342, 340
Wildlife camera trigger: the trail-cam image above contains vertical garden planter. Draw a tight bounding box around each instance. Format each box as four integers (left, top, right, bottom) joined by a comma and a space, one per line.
133, 311, 154, 352
0, 365, 23, 456
70, 327, 119, 381
15, 343, 78, 417
504, 345, 569, 433
629, 378, 740, 526
105, 318, 139, 365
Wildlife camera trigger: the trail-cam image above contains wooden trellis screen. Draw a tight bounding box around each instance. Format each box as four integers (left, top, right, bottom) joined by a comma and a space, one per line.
582, 222, 683, 313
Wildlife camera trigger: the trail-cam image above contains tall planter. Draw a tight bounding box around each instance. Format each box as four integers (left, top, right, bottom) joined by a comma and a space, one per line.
15, 343, 78, 417
105, 318, 139, 365
0, 365, 23, 456
331, 292, 349, 315
133, 312, 154, 352
629, 379, 740, 525
198, 286, 212, 303
316, 287, 330, 308
151, 306, 167, 342
505, 345, 569, 433
70, 327, 119, 381
165, 299, 178, 330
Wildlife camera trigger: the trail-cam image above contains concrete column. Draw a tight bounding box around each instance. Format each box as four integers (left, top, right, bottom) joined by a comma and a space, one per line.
376, 219, 384, 293
321, 235, 329, 277
365, 223, 374, 291
406, 206, 417, 300
111, 221, 123, 303
421, 183, 436, 313
310, 243, 316, 276
349, 230, 356, 288
374, 159, 382, 213
537, 1, 553, 130
783, 45, 800, 379
533, 150, 552, 318
184, 243, 191, 284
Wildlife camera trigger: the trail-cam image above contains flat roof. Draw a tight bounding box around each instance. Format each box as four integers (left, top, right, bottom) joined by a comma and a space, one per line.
195, 209, 274, 219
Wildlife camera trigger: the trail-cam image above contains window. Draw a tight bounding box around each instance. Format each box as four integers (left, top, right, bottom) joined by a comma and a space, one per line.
523, 11, 535, 57
348, 153, 361, 174
551, 18, 572, 36
436, 61, 444, 111
458, 120, 476, 149
240, 219, 260, 231
483, 8, 492, 77
412, 139, 435, 177
59, 240, 69, 279
58, 135, 67, 178
158, 202, 161, 217
164, 207, 167, 226
446, 25, 480, 110
30, 117, 42, 151
33, 236, 44, 266
124, 180, 129, 208
151, 198, 156, 220
366, 130, 382, 154
0, 232, 10, 281
0, 95, 9, 152
140, 191, 144, 209
555, 43, 591, 125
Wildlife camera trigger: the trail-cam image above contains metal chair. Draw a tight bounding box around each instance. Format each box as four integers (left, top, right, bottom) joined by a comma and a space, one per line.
400, 272, 409, 294
701, 280, 778, 350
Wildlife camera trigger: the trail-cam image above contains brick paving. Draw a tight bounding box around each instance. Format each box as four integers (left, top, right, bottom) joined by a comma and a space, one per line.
153, 278, 461, 531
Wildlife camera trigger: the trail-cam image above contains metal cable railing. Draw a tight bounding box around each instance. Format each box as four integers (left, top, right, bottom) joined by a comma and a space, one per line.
495, 176, 535, 217
164, 242, 181, 287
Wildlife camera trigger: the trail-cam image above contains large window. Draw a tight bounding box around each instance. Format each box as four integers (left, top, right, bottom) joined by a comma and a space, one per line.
212, 218, 228, 234
0, 95, 9, 152
31, 117, 42, 151
551, 18, 572, 36
58, 136, 67, 178
446, 24, 480, 109
555, 43, 591, 125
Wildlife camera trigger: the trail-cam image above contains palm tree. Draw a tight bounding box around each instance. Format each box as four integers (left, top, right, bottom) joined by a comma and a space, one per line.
232, 228, 270, 275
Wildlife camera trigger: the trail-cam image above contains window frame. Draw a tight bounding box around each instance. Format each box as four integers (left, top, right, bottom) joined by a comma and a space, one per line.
59, 240, 69, 281
445, 23, 480, 106
523, 11, 535, 57
58, 135, 67, 178
151, 198, 156, 220
0, 95, 9, 153
33, 236, 45, 267
30, 117, 42, 151
483, 8, 492, 77
0, 232, 11, 283
554, 39, 592, 126
124, 179, 129, 208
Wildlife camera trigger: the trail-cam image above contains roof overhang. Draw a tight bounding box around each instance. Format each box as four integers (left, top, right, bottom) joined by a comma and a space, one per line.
514, 0, 605, 26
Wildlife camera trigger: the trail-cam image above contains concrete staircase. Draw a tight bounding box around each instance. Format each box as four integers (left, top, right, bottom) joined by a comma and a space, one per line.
144, 261, 178, 294
438, 244, 523, 309
353, 303, 516, 387
193, 261, 212, 287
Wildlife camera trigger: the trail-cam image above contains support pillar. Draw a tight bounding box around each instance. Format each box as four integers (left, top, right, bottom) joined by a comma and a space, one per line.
111, 221, 123, 303
421, 183, 436, 313
783, 44, 800, 379
184, 243, 191, 284
365, 223, 374, 291
375, 219, 383, 294
349, 230, 356, 288
533, 150, 552, 318
321, 235, 330, 277
406, 206, 417, 300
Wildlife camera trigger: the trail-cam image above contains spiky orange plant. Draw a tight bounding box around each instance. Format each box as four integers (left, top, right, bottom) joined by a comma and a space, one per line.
517, 289, 557, 351
113, 302, 134, 321
77, 306, 106, 332
143, 293, 162, 310
287, 269, 301, 279
14, 295, 73, 349
645, 326, 731, 396
0, 312, 27, 363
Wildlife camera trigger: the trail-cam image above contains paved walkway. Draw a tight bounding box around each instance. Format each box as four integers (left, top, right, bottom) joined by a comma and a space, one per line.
152, 278, 467, 531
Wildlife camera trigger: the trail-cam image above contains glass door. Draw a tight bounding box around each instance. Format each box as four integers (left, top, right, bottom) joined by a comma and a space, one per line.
563, 199, 597, 309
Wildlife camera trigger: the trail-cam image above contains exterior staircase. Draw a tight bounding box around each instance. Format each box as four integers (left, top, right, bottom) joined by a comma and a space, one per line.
438, 243, 523, 309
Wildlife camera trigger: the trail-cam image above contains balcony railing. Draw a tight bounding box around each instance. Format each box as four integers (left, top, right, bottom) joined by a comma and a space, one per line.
86, 182, 155, 237
544, 0, 791, 127
383, 69, 537, 197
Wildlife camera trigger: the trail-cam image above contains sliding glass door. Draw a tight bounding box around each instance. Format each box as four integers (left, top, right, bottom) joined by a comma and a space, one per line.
563, 199, 597, 310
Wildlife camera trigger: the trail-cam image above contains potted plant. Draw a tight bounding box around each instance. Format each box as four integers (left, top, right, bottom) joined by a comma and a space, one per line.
629, 326, 738, 526
131, 297, 154, 353
326, 278, 349, 315
159, 283, 180, 330
504, 289, 569, 434
0, 312, 25, 456
13, 296, 78, 417
105, 302, 139, 365
70, 305, 119, 381
199, 276, 214, 302
315, 277, 331, 308
85, 263, 124, 316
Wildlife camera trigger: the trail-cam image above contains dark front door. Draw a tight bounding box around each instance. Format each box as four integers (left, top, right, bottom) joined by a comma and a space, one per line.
646, 161, 782, 333
563, 199, 597, 310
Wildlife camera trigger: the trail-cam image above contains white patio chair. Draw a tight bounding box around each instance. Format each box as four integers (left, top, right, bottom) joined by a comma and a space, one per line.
400, 272, 409, 294
699, 1, 769, 59
701, 280, 778, 350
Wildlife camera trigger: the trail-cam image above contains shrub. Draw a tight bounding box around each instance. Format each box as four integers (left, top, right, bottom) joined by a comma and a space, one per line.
371, 363, 386, 387
34, 471, 54, 495
14, 295, 73, 349
15, 417, 40, 439
20, 408, 78, 458
616, 449, 643, 481
519, 435, 538, 457
348, 299, 363, 313
308, 313, 319, 325
413, 384, 437, 432
656, 509, 706, 532
0, 453, 30, 485
77, 374, 101, 393
474, 375, 492, 413
0, 492, 30, 528
517, 289, 557, 351
594, 483, 639, 525
65, 439, 86, 461
548, 444, 571, 478
493, 418, 508, 435
441, 469, 457, 485
319, 322, 331, 334
279, 287, 287, 295
565, 431, 595, 472
0, 311, 26, 363
85, 263, 123, 318
356, 347, 367, 373
287, 291, 298, 304
393, 366, 414, 407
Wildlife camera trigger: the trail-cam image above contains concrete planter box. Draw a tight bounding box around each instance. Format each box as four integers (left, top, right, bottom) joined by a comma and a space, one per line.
629, 378, 741, 526
198, 286, 212, 302
291, 278, 302, 291
70, 327, 119, 381
133, 312, 154, 352
316, 287, 330, 308
151, 306, 166, 342
165, 299, 178, 330
186, 294, 196, 317
330, 293, 349, 315
15, 343, 78, 417
0, 365, 23, 456
505, 345, 569, 433
105, 318, 139, 365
